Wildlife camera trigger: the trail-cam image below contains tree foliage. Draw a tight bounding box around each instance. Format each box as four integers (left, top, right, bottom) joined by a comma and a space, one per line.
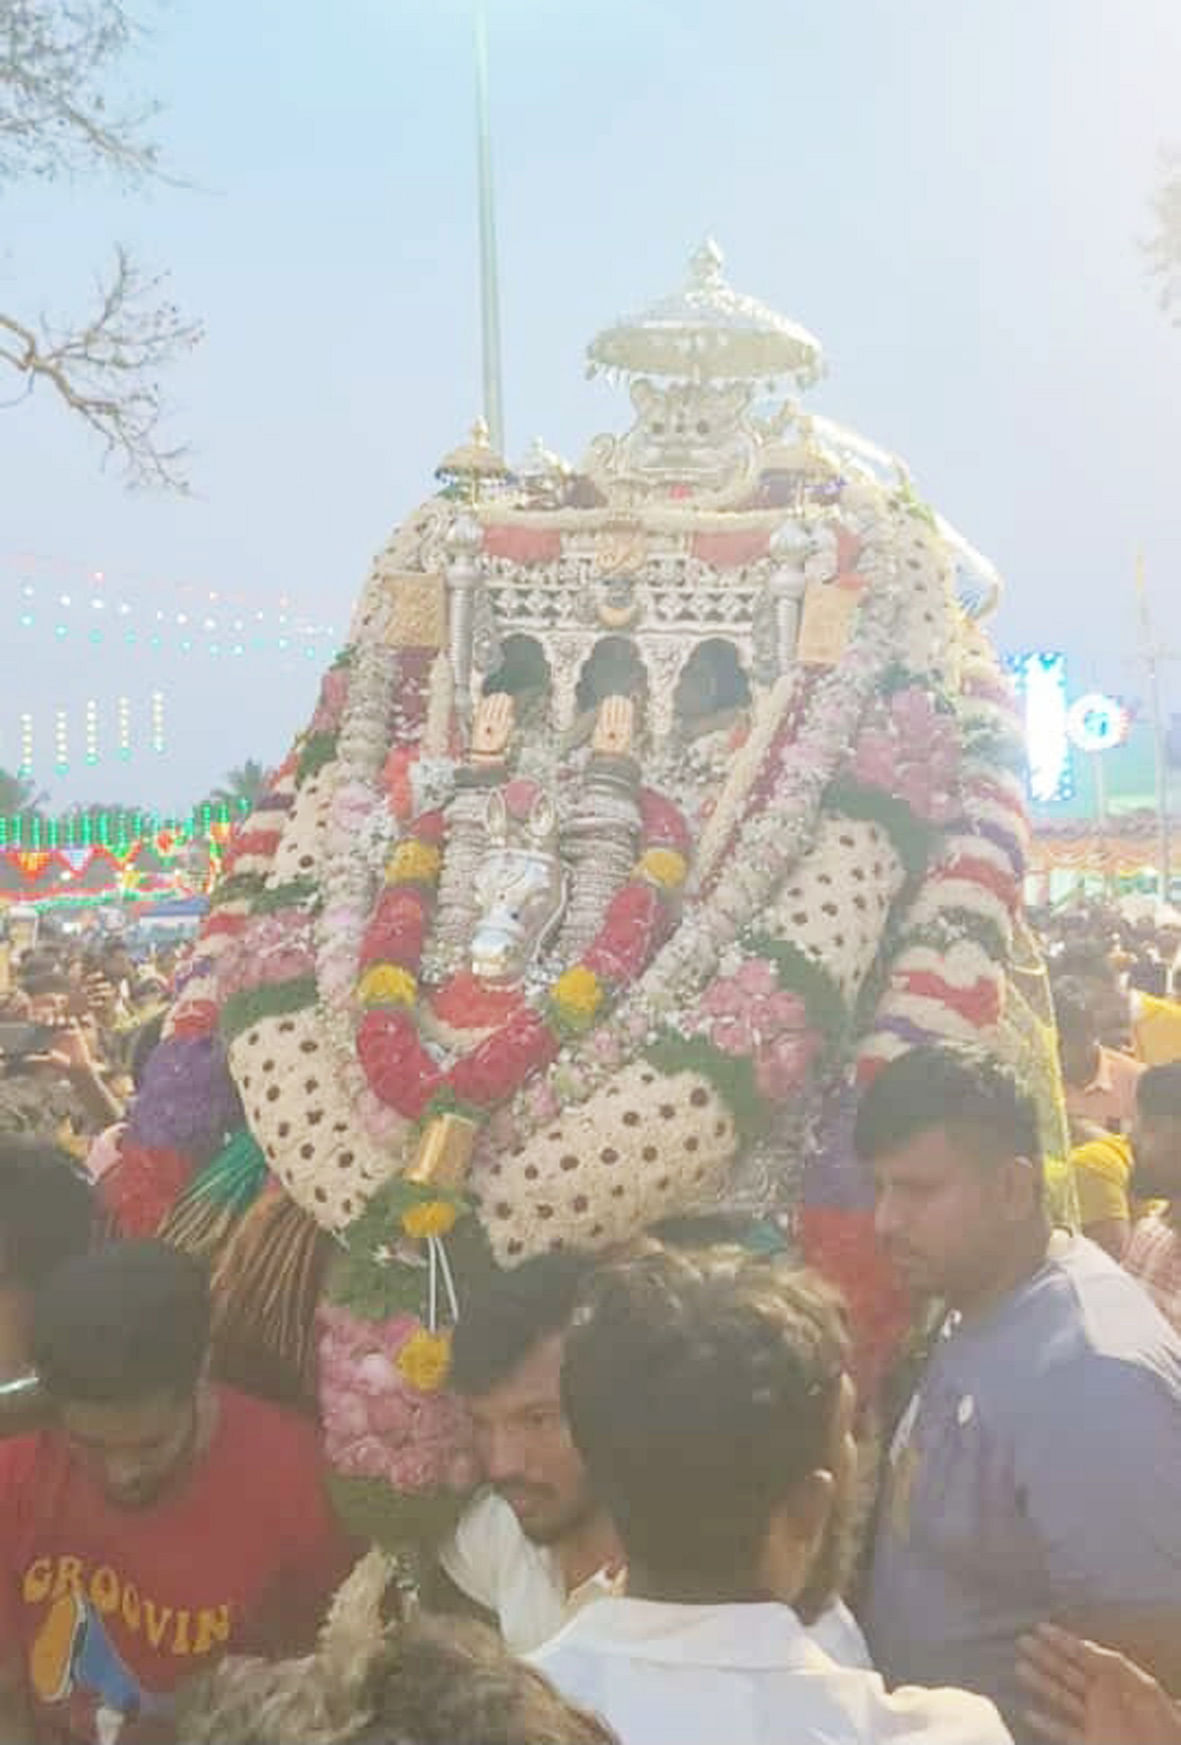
0, 766, 46, 816
0, 0, 200, 488
208, 760, 268, 810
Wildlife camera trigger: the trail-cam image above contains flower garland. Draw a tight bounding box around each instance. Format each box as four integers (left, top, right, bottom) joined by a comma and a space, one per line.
353, 778, 690, 1123
496, 483, 912, 1153
313, 633, 420, 1154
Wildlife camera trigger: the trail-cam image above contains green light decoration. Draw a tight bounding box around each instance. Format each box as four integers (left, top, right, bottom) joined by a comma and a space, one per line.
0, 800, 250, 853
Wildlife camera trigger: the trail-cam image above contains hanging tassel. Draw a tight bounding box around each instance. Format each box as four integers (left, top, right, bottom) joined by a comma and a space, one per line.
210, 1187, 330, 1413
158, 1128, 269, 1262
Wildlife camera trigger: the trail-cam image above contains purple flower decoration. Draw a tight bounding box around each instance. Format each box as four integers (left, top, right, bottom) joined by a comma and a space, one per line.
804, 1079, 877, 1214
127, 1034, 243, 1163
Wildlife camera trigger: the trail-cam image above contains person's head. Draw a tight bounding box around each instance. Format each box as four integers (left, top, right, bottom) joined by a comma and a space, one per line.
451, 1253, 596, 1546
855, 1045, 1045, 1313
154, 944, 179, 981
18, 960, 71, 1027
353, 1616, 618, 1745
178, 1606, 617, 1745
0, 1138, 95, 1369
1128, 958, 1169, 998
1157, 919, 1181, 951
1131, 1064, 1181, 1202
561, 1247, 855, 1615
33, 1240, 211, 1509
1053, 978, 1102, 1086
101, 940, 134, 986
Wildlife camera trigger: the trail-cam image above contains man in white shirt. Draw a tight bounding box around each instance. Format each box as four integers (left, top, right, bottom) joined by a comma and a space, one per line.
529, 1247, 1010, 1745
435, 1248, 870, 1669
433, 1253, 624, 1654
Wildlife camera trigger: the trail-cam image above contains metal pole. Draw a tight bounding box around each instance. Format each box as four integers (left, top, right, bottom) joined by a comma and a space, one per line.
1092, 748, 1110, 898
1136, 555, 1173, 903
474, 0, 505, 455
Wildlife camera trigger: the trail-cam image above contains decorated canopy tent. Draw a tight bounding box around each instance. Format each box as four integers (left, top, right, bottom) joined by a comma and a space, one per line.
101, 246, 1068, 1543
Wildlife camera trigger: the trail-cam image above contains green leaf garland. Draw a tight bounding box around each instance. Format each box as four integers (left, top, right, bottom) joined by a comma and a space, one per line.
173, 1127, 269, 1215
327, 1475, 466, 1551
744, 933, 849, 1044
251, 878, 321, 916
210, 872, 267, 910
296, 731, 339, 787
822, 779, 935, 878
220, 975, 319, 1044
643, 1032, 769, 1140
328, 1184, 494, 1322
902, 907, 1009, 966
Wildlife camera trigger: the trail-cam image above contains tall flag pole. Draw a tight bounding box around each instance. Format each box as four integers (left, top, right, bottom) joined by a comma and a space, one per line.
474, 0, 506, 455
1136, 553, 1173, 901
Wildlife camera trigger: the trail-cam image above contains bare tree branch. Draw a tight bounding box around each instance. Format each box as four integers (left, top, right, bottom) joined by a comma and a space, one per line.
0, 245, 203, 489
0, 1, 201, 490
0, 0, 161, 183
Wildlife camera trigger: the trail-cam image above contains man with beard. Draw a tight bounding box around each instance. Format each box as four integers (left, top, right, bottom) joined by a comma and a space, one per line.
529, 1247, 1006, 1744
436, 1253, 626, 1655
0, 1241, 355, 1745
437, 1249, 869, 1667
858, 1045, 1181, 1745
1125, 1064, 1181, 1335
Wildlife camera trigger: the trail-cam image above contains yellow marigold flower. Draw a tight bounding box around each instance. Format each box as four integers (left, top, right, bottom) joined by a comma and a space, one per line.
357, 963, 418, 1008
395, 1328, 452, 1394
400, 1199, 458, 1240
638, 847, 689, 891
386, 839, 443, 885
551, 965, 605, 1022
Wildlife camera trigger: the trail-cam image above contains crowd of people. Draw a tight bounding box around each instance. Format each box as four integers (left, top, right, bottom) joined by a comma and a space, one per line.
0, 902, 1179, 1743
0, 929, 177, 1156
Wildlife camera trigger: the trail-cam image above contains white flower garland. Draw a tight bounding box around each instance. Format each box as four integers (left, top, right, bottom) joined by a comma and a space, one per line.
504, 487, 912, 1146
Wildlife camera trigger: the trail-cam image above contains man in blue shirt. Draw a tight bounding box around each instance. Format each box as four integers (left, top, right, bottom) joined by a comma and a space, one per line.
858, 1044, 1181, 1745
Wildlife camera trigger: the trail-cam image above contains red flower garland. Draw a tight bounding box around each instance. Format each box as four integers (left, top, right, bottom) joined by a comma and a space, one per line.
355, 785, 689, 1121
101, 1141, 194, 1239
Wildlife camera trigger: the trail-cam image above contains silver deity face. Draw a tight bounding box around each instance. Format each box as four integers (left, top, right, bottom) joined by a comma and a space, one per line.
469, 791, 568, 987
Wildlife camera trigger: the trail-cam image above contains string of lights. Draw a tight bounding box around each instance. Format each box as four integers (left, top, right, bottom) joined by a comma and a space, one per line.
2, 548, 330, 621
2, 695, 168, 778
11, 581, 337, 657
0, 800, 248, 853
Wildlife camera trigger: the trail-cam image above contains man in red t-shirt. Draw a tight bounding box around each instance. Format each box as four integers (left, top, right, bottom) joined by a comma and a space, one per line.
0, 1240, 357, 1744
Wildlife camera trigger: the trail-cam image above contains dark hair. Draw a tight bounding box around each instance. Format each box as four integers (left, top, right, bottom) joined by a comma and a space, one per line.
1138, 1063, 1181, 1124
0, 1137, 95, 1291
561, 1248, 849, 1591
1051, 944, 1117, 985
854, 1045, 1042, 1180
1128, 959, 1168, 997
355, 1616, 617, 1745
1052, 977, 1100, 1044
18, 951, 71, 998
16, 951, 63, 987
33, 1240, 210, 1406
175, 1612, 617, 1745
450, 1252, 595, 1398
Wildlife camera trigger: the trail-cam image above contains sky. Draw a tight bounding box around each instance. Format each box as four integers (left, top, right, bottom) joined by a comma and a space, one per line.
3, 0, 1181, 812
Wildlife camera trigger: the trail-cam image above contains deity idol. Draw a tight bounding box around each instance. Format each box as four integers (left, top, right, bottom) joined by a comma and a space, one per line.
103, 245, 1070, 1541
